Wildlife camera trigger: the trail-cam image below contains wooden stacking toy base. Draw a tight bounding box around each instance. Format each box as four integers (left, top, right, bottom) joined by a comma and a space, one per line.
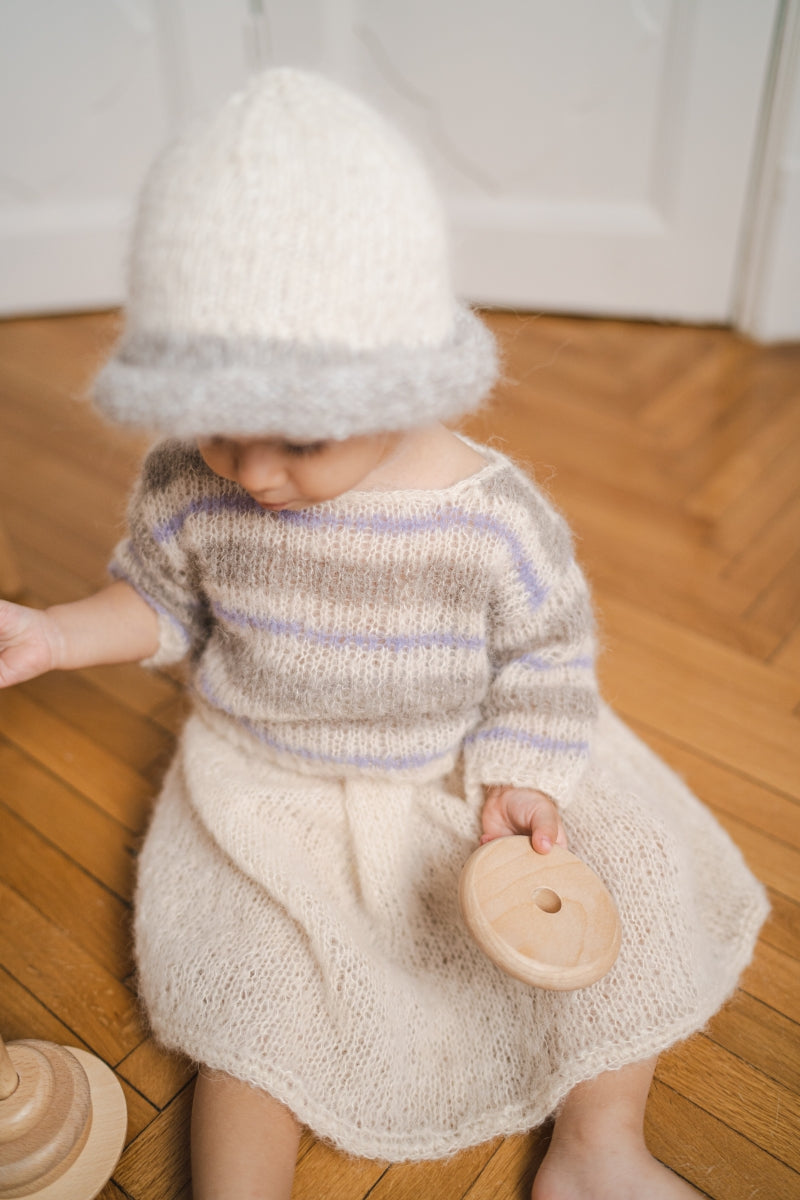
459, 837, 621, 990
0, 1039, 127, 1200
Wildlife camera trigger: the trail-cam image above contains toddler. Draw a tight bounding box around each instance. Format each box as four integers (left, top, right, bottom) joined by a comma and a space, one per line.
0, 70, 767, 1200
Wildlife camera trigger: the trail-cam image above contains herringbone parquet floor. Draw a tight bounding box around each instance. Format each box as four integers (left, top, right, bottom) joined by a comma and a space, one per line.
0, 310, 798, 1199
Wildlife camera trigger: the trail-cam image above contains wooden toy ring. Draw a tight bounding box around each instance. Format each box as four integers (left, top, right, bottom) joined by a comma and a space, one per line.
459, 837, 621, 990
0, 1038, 127, 1200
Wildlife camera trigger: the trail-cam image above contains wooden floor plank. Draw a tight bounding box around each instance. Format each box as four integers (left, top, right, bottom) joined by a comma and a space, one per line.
96, 1181, 129, 1200
626, 725, 800, 851
0, 358, 145, 480
713, 814, 800, 904
116, 1038, 196, 1112
0, 964, 92, 1052
291, 1142, 386, 1199
118, 1079, 160, 1148
637, 341, 750, 454
0, 493, 113, 592
598, 594, 800, 713
707, 990, 800, 1095
476, 387, 678, 507
0, 423, 130, 544
599, 642, 800, 796
1, 541, 100, 608
461, 1132, 547, 1200
0, 311, 119, 386
0, 882, 143, 1063
741, 942, 800, 1025
112, 1085, 193, 1200
645, 1079, 800, 1200
685, 391, 800, 523
79, 661, 182, 723
21, 670, 175, 776
0, 739, 137, 900
590, 553, 779, 658
0, 687, 153, 832
723, 490, 800, 603
0, 803, 132, 978
656, 1035, 800, 1171
715, 430, 800, 562
772, 623, 800, 675
757, 892, 800, 959
366, 1140, 499, 1199
744, 547, 800, 643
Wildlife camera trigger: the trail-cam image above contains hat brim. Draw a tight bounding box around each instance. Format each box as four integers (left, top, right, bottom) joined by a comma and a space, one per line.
93, 307, 498, 441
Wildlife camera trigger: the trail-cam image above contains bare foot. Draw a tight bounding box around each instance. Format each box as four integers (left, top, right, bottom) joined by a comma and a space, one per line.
531, 1127, 705, 1200
532, 1058, 706, 1200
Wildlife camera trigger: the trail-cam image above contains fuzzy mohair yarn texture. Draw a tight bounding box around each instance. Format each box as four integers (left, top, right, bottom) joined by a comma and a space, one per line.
112, 441, 599, 801
94, 68, 497, 439
116, 439, 768, 1160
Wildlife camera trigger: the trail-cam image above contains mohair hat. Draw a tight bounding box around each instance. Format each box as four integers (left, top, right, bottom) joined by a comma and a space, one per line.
94, 68, 497, 440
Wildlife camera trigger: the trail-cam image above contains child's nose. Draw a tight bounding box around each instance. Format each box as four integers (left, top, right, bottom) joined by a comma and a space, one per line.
235, 445, 287, 492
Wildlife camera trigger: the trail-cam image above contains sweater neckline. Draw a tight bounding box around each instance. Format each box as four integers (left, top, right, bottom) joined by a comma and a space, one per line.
315, 438, 510, 512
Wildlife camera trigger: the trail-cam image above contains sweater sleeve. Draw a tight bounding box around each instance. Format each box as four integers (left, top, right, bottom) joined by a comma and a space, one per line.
109, 440, 212, 668
463, 476, 599, 810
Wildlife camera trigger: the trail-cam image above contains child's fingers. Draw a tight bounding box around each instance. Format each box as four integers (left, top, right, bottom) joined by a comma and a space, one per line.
479, 785, 530, 842
479, 808, 514, 843
0, 602, 52, 687
480, 787, 568, 854
0, 642, 48, 687
529, 801, 562, 854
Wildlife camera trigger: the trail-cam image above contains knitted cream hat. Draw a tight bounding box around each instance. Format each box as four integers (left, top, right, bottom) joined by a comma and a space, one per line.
94, 68, 497, 440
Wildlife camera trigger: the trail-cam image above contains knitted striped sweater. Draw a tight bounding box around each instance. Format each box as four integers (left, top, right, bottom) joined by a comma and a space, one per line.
111, 439, 598, 807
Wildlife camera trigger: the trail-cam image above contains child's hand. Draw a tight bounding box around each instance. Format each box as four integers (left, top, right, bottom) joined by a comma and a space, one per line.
0, 599, 59, 688
1, 583, 159, 685
480, 785, 567, 855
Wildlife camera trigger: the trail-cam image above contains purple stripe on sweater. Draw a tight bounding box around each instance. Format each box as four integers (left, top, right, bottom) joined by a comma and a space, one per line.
196, 673, 458, 771
466, 726, 590, 755
517, 653, 594, 671
281, 507, 548, 609
152, 494, 257, 542
150, 495, 550, 612
212, 601, 485, 654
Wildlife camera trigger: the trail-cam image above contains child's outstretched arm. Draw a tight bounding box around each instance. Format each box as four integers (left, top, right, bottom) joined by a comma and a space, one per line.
0, 581, 160, 688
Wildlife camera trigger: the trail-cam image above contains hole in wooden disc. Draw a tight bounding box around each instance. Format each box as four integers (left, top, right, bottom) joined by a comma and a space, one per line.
532, 887, 562, 913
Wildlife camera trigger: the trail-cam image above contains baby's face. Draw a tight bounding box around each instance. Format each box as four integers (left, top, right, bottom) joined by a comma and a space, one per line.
197, 432, 400, 511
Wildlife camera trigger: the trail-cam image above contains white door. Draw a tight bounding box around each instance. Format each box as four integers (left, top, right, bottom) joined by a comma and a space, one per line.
0, 0, 785, 327
279, 0, 781, 323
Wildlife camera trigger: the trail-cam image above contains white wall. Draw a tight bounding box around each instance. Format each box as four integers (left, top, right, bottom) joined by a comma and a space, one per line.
265, 0, 783, 326
736, 0, 800, 342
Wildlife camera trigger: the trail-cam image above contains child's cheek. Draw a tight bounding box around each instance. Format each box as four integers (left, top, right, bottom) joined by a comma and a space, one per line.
197, 444, 226, 480
300, 464, 340, 501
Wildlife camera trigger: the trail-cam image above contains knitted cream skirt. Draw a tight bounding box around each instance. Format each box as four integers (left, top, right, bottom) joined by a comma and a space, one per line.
134, 705, 767, 1161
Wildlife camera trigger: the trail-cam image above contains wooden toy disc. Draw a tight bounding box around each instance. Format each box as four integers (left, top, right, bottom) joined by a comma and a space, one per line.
459, 837, 621, 990
0, 1045, 127, 1200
